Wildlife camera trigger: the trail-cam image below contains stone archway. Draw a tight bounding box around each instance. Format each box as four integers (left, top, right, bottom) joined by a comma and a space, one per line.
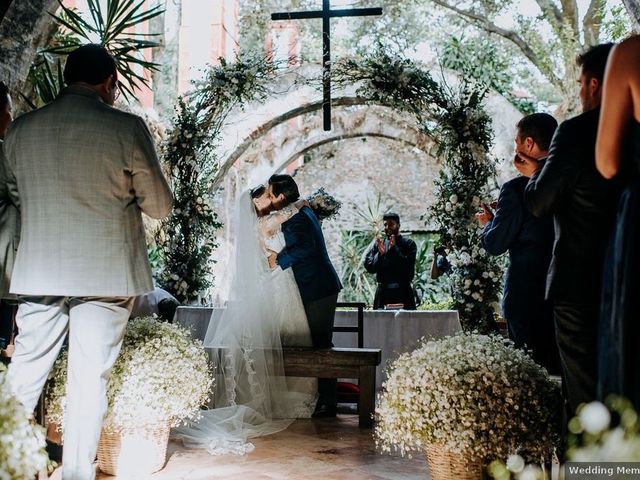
209, 103, 443, 302
211, 63, 522, 191
225, 103, 438, 187
206, 64, 522, 305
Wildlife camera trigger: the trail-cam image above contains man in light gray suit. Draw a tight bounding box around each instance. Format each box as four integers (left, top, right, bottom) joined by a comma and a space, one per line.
4, 45, 173, 480
0, 81, 18, 358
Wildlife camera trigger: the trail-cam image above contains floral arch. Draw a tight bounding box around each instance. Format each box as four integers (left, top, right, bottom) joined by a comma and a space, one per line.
157, 51, 504, 332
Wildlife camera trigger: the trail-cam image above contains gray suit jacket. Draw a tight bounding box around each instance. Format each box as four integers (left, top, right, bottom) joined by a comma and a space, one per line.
3, 85, 173, 297
0, 140, 19, 298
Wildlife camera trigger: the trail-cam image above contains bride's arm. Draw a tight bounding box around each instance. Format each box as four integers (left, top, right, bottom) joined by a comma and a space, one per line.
259, 204, 300, 238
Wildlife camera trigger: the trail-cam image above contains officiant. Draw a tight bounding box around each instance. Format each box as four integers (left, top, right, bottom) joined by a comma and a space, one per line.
365, 213, 417, 310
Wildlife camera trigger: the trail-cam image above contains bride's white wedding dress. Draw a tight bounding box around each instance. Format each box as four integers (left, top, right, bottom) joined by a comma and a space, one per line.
172, 191, 316, 455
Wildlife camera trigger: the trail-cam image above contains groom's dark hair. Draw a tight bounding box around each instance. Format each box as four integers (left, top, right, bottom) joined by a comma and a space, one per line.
269, 174, 300, 203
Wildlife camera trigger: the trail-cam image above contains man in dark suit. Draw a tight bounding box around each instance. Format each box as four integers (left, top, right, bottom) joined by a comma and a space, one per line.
519, 43, 622, 415
266, 174, 342, 417
364, 213, 417, 310
478, 113, 559, 373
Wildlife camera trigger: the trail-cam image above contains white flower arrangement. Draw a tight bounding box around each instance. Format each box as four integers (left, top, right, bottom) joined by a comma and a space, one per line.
376, 332, 561, 461
0, 365, 48, 480
568, 398, 640, 462
488, 398, 640, 480
47, 316, 213, 432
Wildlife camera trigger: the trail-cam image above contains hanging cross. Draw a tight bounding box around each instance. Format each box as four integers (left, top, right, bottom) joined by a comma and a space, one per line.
272, 1, 382, 131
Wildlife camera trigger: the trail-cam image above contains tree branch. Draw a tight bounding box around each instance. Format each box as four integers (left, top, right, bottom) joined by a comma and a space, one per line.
583, 0, 605, 45
622, 0, 640, 30
430, 0, 563, 88
534, 0, 564, 30
560, 0, 580, 37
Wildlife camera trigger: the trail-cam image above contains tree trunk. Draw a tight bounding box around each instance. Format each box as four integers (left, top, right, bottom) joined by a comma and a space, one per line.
623, 0, 640, 30
0, 0, 16, 24
0, 0, 58, 92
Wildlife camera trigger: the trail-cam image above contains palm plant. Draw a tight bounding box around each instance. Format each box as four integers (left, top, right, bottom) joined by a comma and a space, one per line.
26, 0, 164, 106
339, 193, 389, 304
339, 230, 376, 304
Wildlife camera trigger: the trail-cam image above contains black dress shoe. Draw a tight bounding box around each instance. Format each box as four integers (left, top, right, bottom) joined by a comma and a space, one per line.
312, 404, 337, 418
46, 440, 63, 463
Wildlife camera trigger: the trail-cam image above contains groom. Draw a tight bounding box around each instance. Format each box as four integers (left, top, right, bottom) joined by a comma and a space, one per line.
266, 174, 342, 417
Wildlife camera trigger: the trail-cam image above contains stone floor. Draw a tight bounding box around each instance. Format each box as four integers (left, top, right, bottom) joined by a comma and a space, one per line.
95, 415, 429, 480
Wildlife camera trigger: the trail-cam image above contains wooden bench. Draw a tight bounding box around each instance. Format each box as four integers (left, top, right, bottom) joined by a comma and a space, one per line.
282, 347, 381, 428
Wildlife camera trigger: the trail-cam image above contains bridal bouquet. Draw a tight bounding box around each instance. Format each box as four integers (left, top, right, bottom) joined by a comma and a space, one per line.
306, 188, 342, 221
47, 316, 213, 432
0, 365, 48, 480
376, 332, 561, 462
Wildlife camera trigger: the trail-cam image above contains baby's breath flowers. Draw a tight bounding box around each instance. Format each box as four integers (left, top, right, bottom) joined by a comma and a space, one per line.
376, 332, 561, 462
47, 316, 213, 432
0, 364, 48, 480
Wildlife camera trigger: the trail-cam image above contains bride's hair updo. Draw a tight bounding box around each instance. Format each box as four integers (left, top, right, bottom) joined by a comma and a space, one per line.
250, 185, 266, 198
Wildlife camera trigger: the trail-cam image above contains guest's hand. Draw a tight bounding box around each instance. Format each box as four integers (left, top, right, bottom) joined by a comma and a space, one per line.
476, 202, 494, 226
376, 237, 386, 255
514, 152, 542, 178
267, 249, 278, 269
389, 235, 396, 248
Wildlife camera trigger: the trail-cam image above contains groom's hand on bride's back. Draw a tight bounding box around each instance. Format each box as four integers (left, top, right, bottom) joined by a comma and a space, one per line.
267, 249, 278, 269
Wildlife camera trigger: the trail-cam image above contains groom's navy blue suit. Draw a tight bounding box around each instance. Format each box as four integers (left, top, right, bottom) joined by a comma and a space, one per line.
277, 205, 342, 412
278, 206, 342, 308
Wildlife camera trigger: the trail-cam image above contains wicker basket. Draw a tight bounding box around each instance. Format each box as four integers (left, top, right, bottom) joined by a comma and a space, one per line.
425, 444, 483, 480
97, 422, 170, 476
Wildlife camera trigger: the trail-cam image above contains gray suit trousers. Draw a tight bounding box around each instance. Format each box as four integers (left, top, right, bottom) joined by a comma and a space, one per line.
7, 296, 133, 480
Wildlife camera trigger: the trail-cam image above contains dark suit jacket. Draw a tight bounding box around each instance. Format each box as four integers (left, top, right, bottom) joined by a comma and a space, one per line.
364, 235, 417, 285
277, 206, 342, 305
481, 176, 554, 321
524, 108, 623, 304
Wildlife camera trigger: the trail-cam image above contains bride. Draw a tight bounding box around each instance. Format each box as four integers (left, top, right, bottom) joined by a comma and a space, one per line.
173, 186, 317, 454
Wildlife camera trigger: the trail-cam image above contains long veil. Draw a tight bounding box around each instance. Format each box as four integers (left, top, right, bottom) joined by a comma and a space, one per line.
173, 190, 293, 454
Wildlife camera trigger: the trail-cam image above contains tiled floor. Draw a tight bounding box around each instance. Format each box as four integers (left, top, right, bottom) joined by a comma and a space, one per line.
95, 415, 429, 480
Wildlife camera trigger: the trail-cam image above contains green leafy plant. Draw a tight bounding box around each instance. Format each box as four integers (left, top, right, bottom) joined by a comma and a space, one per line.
157, 54, 278, 303
25, 0, 164, 106
338, 193, 388, 305
440, 35, 536, 114
339, 230, 376, 304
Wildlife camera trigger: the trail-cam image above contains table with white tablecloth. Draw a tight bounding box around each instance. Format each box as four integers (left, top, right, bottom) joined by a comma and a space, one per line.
175, 307, 461, 390
333, 309, 461, 389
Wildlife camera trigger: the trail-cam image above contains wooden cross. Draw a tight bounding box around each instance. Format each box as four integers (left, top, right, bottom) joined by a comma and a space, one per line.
272, 1, 382, 131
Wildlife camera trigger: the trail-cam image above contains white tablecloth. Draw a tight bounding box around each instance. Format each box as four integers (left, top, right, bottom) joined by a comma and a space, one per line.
175, 307, 461, 390
333, 309, 461, 389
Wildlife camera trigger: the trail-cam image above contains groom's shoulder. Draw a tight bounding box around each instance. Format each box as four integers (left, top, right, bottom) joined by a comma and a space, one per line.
283, 206, 313, 226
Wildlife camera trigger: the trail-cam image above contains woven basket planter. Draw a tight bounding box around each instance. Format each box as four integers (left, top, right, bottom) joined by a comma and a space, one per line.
425, 444, 483, 480
97, 422, 170, 476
